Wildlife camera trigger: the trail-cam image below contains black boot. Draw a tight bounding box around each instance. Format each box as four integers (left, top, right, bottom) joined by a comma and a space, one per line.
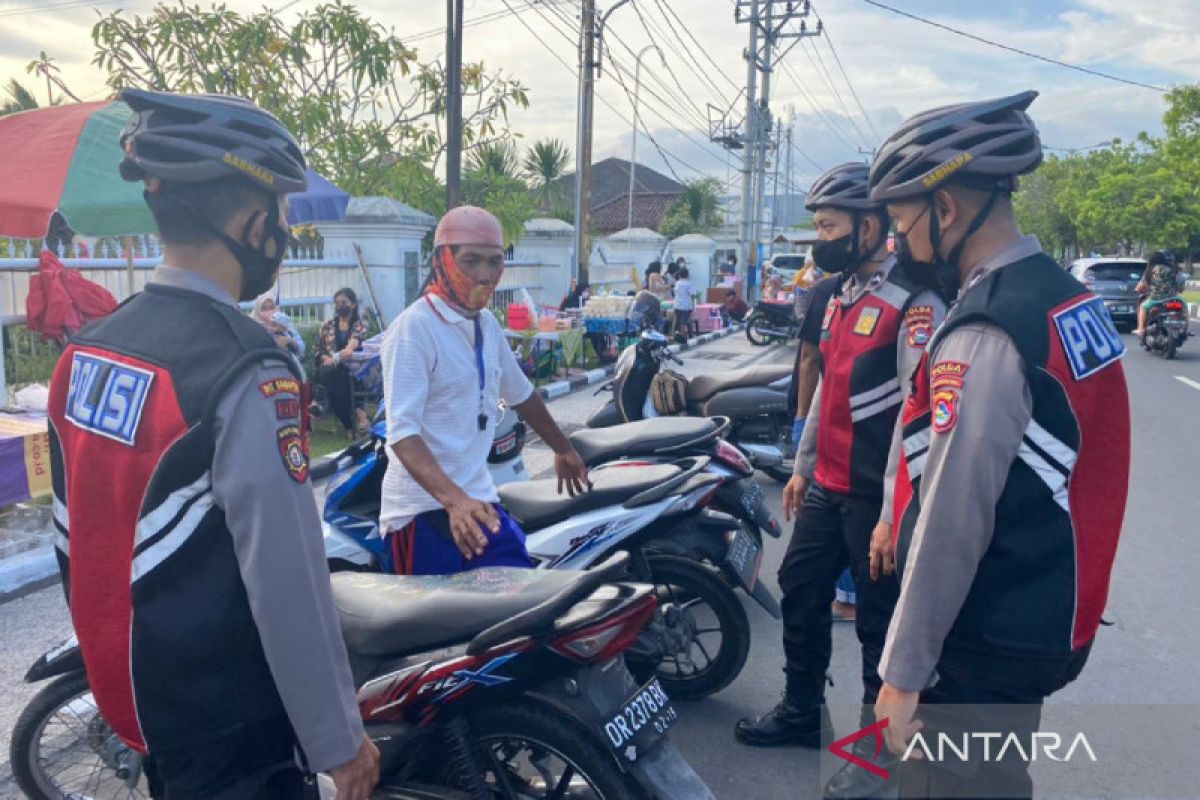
823, 732, 899, 799
734, 695, 833, 748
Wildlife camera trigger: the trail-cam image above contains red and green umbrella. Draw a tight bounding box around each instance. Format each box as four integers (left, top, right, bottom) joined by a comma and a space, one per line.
0, 101, 154, 239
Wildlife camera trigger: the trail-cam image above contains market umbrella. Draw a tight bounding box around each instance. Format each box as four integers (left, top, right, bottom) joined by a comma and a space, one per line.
0, 101, 154, 238
288, 169, 350, 225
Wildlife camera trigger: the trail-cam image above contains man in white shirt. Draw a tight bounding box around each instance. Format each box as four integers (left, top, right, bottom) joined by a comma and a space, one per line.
379, 206, 589, 574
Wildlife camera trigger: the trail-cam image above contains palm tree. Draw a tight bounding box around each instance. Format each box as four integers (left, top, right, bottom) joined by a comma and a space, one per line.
522, 137, 572, 213
466, 140, 521, 179
661, 177, 724, 238
1, 79, 39, 116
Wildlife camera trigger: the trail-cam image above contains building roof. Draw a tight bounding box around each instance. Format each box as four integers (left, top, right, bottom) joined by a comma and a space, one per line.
591, 192, 680, 234
523, 217, 574, 235
552, 157, 684, 210
671, 233, 716, 246
605, 227, 667, 244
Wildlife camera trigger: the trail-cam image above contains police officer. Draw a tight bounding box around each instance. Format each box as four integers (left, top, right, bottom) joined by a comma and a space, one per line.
869, 91, 1130, 798
737, 163, 947, 799
46, 89, 378, 799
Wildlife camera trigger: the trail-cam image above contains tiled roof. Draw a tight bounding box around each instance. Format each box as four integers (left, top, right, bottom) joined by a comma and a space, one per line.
590, 192, 681, 234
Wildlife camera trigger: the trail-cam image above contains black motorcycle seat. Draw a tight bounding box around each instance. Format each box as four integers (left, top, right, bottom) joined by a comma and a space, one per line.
332, 568, 581, 657
570, 417, 719, 466
499, 463, 681, 531
686, 364, 793, 403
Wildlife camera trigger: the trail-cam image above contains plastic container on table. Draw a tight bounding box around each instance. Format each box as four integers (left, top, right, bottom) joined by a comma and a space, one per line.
508, 303, 531, 330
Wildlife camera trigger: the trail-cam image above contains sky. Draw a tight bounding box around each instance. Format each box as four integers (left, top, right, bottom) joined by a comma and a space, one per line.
0, 0, 1195, 195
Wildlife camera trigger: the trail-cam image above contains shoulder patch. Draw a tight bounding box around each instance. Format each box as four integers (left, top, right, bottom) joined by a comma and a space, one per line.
930, 360, 968, 390
275, 398, 301, 420
260, 377, 301, 398
931, 388, 959, 434
1052, 296, 1125, 380
64, 352, 154, 446
277, 425, 309, 483
853, 306, 881, 337
905, 305, 935, 348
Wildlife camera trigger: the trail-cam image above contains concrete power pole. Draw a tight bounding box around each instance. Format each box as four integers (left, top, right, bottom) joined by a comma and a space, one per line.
770, 124, 782, 246
572, 0, 598, 286
736, 0, 760, 296
751, 0, 775, 272
445, 0, 464, 209
784, 124, 793, 239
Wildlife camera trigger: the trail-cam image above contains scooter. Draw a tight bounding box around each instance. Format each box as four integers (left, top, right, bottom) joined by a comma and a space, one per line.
745, 299, 803, 346
10, 554, 715, 800
320, 449, 765, 700
1141, 297, 1191, 359
587, 330, 796, 482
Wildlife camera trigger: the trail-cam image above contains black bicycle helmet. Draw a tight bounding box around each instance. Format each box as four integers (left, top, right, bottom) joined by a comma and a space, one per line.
118, 87, 307, 193
869, 91, 1042, 203
805, 162, 874, 211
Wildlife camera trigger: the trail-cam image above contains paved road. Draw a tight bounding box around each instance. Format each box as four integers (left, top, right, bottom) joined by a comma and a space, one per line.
2, 331, 1199, 798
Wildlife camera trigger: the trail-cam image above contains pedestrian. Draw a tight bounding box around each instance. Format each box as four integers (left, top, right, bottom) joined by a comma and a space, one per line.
672, 266, 695, 341
47, 88, 377, 800
646, 260, 670, 298
736, 162, 947, 800
253, 293, 305, 356
379, 205, 590, 576
629, 287, 664, 332
868, 91, 1130, 799
312, 288, 370, 438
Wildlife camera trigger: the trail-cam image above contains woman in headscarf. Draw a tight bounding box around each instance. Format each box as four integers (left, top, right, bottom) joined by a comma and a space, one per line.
253, 294, 305, 356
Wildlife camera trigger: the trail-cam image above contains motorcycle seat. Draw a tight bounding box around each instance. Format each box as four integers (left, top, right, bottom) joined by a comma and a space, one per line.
570, 417, 720, 466
686, 364, 793, 403
499, 463, 681, 531
332, 568, 581, 657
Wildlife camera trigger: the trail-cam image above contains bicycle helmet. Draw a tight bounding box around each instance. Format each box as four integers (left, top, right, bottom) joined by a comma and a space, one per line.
869, 91, 1042, 203
805, 162, 874, 211
118, 87, 307, 193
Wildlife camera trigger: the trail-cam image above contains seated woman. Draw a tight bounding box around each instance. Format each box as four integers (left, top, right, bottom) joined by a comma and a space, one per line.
312, 287, 370, 437
252, 294, 305, 356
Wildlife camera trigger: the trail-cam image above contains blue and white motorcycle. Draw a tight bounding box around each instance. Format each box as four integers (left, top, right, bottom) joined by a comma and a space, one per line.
314, 416, 768, 700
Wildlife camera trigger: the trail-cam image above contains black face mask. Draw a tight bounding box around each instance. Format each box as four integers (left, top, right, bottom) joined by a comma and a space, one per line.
895, 192, 999, 302
212, 195, 290, 302
336, 305, 353, 319
812, 233, 857, 276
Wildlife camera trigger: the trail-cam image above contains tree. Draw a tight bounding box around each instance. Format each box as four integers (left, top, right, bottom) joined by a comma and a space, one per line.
461, 168, 536, 246
467, 140, 521, 179
84, 1, 529, 196
0, 79, 39, 116
522, 138, 572, 213
660, 178, 724, 239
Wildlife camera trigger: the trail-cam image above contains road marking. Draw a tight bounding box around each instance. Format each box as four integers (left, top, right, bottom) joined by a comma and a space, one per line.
1174, 376, 1200, 392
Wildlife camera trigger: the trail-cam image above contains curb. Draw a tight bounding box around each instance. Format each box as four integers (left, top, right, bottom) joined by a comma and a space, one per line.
535, 324, 746, 402
0, 547, 58, 604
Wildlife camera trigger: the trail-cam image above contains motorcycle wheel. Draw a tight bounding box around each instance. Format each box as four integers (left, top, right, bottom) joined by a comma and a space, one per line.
744, 312, 774, 346
1163, 335, 1177, 359
466, 701, 642, 800
632, 555, 751, 700
10, 672, 151, 800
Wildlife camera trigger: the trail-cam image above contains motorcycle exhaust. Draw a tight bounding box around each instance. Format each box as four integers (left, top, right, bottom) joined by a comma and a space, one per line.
738, 443, 785, 467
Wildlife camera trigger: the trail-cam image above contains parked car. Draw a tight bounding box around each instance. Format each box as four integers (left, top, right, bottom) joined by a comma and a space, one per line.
766, 253, 809, 286
1067, 257, 1147, 331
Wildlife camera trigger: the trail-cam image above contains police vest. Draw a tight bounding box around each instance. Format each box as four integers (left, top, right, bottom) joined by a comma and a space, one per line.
893, 253, 1130, 657
47, 284, 305, 755
816, 269, 923, 496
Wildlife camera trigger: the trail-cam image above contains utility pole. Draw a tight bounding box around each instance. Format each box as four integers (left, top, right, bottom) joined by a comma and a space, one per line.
736, 0, 760, 296
445, 0, 464, 209
770, 124, 782, 247
751, 0, 774, 274
627, 45, 666, 250
784, 123, 793, 241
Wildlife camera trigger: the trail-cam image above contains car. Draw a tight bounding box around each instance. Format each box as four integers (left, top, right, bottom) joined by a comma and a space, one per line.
1067, 257, 1146, 331
766, 253, 809, 285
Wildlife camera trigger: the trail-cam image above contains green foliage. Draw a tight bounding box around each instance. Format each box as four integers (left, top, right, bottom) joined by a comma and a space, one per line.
467, 140, 521, 178
0, 79, 39, 116
85, 1, 529, 196
660, 178, 724, 239
523, 138, 572, 213
3, 326, 61, 389
461, 167, 537, 246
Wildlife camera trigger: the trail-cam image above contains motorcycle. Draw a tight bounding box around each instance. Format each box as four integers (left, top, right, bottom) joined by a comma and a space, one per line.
10, 554, 716, 800
587, 330, 796, 483
320, 449, 761, 700
1141, 297, 1191, 359
744, 299, 803, 346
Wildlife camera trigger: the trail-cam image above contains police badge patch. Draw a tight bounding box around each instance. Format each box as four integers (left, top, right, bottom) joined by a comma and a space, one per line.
853, 306, 881, 336
905, 305, 934, 348
277, 425, 309, 483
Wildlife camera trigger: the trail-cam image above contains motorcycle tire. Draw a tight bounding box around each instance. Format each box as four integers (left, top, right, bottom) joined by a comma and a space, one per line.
744, 312, 775, 347
635, 554, 751, 700
466, 700, 643, 800
11, 671, 151, 800
1163, 336, 1177, 359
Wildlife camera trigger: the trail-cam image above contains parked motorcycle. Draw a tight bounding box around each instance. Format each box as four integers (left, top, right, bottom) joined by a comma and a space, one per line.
587, 330, 795, 483
10, 554, 715, 800
320, 448, 761, 699
745, 299, 802, 346
1141, 297, 1191, 358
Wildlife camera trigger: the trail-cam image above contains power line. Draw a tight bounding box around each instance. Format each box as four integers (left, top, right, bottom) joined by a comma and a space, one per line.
809, 4, 881, 142
800, 36, 871, 148
778, 59, 859, 152
641, 0, 737, 108
0, 0, 118, 17
855, 0, 1168, 93
655, 0, 743, 94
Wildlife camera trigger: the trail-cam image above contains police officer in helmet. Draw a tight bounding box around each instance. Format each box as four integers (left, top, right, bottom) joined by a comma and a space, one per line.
46, 89, 378, 798
869, 91, 1130, 798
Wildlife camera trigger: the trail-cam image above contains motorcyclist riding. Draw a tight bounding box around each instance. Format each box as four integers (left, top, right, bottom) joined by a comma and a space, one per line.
1133, 249, 1186, 336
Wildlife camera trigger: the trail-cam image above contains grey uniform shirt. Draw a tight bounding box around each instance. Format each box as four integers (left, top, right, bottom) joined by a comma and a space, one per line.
878, 236, 1044, 692
154, 267, 364, 772
795, 258, 947, 483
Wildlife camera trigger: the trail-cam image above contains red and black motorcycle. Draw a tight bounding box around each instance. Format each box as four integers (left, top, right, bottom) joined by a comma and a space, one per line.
1141, 297, 1191, 359
11, 554, 713, 800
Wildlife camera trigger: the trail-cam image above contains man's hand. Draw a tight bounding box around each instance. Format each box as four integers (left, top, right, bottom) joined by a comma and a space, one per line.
445, 492, 500, 559
329, 735, 380, 800
875, 683, 923, 758
782, 474, 809, 522
869, 521, 895, 581
554, 447, 590, 496
338, 346, 356, 362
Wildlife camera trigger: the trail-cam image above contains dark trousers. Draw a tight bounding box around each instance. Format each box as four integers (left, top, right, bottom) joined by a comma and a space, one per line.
316, 362, 358, 431
898, 645, 1090, 800
777, 482, 898, 707
673, 309, 693, 340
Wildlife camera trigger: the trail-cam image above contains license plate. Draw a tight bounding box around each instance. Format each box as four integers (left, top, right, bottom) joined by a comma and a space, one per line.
602, 678, 677, 762
725, 526, 762, 591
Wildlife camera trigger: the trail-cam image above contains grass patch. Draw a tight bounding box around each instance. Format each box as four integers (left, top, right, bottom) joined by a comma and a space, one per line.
1184, 290, 1200, 305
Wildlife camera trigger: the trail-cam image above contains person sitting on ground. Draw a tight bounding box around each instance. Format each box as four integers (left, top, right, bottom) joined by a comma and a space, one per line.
722, 289, 749, 323
253, 294, 305, 356
313, 287, 370, 437
673, 266, 696, 341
